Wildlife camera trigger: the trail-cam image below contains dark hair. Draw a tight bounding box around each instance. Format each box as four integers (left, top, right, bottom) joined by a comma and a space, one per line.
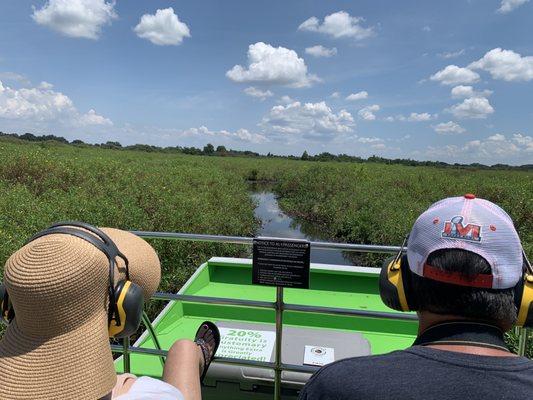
410, 248, 518, 327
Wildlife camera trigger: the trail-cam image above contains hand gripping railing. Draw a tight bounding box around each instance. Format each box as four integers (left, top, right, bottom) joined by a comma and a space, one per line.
110, 231, 529, 400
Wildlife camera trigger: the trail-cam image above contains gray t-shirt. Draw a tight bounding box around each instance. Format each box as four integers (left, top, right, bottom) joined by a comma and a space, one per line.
299, 346, 533, 400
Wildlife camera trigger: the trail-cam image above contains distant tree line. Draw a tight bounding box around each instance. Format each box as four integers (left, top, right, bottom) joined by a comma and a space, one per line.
0, 131, 530, 171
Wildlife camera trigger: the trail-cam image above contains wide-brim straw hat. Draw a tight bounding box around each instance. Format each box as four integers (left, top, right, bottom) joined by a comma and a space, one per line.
0, 227, 161, 400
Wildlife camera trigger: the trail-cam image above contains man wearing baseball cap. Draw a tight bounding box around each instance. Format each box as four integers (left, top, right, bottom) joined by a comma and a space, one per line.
300, 195, 533, 399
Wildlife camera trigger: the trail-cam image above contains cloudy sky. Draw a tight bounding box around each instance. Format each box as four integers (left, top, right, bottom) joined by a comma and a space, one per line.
1, 0, 532, 164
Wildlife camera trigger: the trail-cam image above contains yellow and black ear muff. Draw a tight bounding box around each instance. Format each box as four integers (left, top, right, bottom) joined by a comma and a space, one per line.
26, 222, 145, 338
379, 235, 418, 312
514, 252, 533, 328
379, 254, 415, 312
108, 279, 144, 338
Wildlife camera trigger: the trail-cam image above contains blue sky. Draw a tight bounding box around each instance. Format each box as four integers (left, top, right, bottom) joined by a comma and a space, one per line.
1, 0, 532, 164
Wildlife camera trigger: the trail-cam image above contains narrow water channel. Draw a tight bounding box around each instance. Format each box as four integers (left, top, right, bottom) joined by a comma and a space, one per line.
251, 186, 353, 266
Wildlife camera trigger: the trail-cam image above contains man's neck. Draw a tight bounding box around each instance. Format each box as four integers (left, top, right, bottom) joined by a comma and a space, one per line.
416, 312, 516, 357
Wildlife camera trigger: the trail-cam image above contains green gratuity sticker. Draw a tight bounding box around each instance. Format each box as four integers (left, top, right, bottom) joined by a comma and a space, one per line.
215, 328, 276, 362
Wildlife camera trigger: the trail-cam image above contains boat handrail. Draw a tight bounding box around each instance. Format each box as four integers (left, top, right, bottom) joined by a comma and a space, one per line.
151, 292, 418, 321
130, 230, 403, 254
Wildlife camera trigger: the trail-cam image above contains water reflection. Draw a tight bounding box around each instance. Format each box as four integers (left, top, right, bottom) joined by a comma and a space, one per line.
251, 189, 353, 266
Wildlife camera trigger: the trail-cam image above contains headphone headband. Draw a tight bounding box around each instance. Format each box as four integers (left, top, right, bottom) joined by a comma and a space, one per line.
26, 227, 111, 256
40, 221, 130, 282
25, 223, 130, 326
47, 221, 130, 277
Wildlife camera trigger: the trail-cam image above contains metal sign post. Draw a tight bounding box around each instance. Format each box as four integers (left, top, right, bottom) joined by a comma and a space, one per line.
123, 336, 131, 373
518, 327, 528, 356
251, 237, 311, 400
274, 286, 284, 400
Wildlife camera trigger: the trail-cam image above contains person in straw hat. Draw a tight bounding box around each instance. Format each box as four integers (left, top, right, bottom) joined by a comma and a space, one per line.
0, 223, 220, 400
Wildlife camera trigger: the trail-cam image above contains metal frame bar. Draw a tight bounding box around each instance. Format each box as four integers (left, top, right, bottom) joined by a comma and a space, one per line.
112, 343, 320, 374
141, 311, 165, 367
274, 287, 284, 399
149, 291, 418, 321
517, 327, 529, 357
130, 231, 402, 254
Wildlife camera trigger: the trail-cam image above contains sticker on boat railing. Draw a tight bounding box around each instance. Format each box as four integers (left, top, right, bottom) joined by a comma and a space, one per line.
215, 328, 276, 362
303, 345, 335, 367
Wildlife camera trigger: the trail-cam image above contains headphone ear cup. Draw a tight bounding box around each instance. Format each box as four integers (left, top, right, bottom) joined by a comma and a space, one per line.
379, 255, 415, 312
399, 255, 417, 311
109, 280, 144, 338
0, 284, 14, 323
515, 275, 533, 328
379, 256, 407, 311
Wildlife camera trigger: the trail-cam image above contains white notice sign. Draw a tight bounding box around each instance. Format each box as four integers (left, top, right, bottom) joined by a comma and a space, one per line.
215, 328, 276, 362
303, 345, 335, 367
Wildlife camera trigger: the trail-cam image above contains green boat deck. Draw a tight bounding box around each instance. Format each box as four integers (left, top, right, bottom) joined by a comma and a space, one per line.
116, 257, 418, 381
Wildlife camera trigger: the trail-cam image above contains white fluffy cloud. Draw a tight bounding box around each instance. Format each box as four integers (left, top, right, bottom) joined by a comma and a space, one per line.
433, 121, 466, 134
488, 133, 506, 141
39, 81, 54, 90
298, 11, 374, 41
32, 0, 117, 39
385, 112, 436, 122
425, 134, 532, 164
451, 85, 492, 99
346, 91, 368, 101
261, 101, 354, 135
134, 8, 190, 46
78, 109, 112, 126
182, 126, 267, 144
305, 45, 337, 58
469, 48, 533, 82
407, 112, 436, 122
438, 49, 466, 59
226, 42, 319, 88
278, 95, 295, 104
357, 136, 386, 149
0, 72, 31, 86
330, 92, 341, 98
0, 79, 112, 126
497, 0, 530, 13
513, 133, 533, 151
449, 97, 494, 119
430, 65, 480, 85
358, 104, 380, 121
243, 86, 273, 100
451, 85, 474, 98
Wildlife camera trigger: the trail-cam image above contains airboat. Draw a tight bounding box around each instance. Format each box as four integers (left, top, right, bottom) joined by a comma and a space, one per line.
113, 231, 529, 400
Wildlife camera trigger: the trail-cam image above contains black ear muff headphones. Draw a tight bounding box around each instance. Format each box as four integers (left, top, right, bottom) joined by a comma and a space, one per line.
512, 252, 533, 328
378, 236, 415, 313
378, 236, 533, 328
1, 221, 144, 338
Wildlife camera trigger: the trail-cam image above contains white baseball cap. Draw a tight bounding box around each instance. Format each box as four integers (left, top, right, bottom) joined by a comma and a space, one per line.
407, 194, 524, 289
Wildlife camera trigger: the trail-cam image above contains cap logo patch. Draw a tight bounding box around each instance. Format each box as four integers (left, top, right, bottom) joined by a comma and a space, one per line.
442, 215, 481, 242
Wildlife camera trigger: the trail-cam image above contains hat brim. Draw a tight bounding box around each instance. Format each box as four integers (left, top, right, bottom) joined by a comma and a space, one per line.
0, 311, 116, 400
